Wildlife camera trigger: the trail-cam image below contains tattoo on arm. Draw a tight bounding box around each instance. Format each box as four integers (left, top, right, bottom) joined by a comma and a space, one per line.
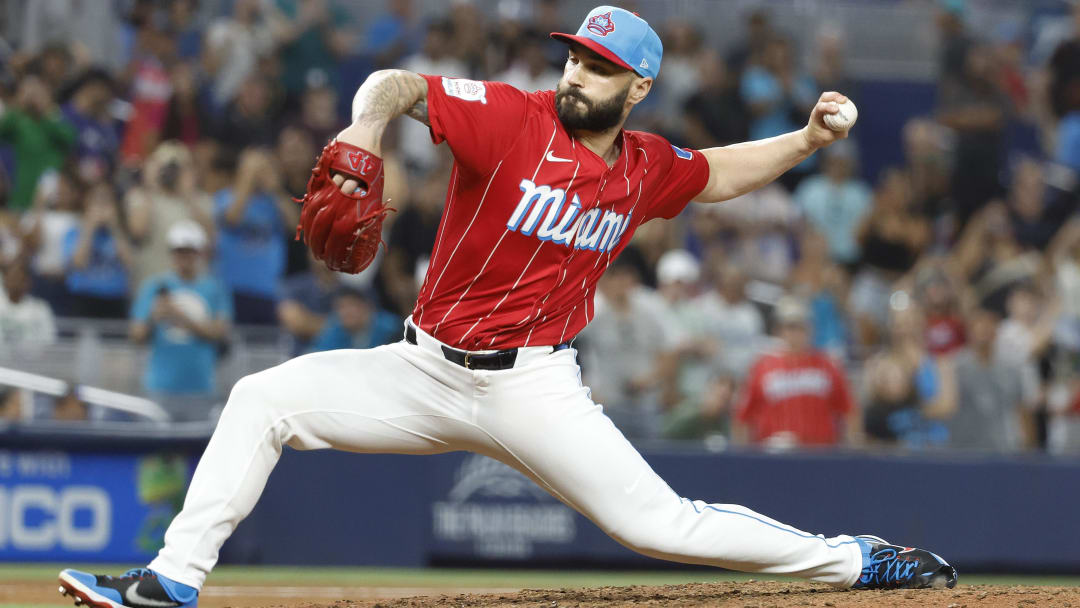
352, 69, 430, 128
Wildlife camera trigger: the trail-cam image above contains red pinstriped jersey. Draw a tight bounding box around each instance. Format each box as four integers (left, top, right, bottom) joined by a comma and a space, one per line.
735, 351, 854, 446
412, 74, 709, 349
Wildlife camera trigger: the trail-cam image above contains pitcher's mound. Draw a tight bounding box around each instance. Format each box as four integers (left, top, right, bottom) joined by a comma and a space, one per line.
297, 581, 1080, 608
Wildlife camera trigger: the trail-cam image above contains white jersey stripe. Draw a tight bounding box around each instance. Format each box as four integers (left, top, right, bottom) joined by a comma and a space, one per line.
421, 158, 505, 327
531, 119, 558, 181
460, 240, 546, 343
558, 305, 577, 344
416, 166, 459, 324
435, 228, 511, 337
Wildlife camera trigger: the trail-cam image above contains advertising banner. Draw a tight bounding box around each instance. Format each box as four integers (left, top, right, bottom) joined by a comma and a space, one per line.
0, 450, 190, 562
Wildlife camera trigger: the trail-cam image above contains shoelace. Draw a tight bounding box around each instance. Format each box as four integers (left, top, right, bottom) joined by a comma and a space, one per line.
859, 547, 919, 587
120, 568, 154, 580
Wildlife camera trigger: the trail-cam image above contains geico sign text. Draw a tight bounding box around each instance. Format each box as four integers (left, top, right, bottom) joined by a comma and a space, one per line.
0, 485, 111, 551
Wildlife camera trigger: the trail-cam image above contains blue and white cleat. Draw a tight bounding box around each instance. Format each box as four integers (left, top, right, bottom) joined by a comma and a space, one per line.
58, 568, 198, 608
852, 534, 958, 590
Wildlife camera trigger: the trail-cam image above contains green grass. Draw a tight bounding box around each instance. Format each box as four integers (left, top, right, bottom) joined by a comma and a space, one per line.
3, 564, 1080, 589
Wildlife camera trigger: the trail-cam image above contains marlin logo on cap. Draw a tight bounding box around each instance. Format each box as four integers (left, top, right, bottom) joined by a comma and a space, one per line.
586, 11, 615, 36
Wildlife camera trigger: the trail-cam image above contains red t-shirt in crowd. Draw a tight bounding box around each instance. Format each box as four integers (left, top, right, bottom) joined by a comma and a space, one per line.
925, 315, 966, 355
735, 350, 854, 446
411, 75, 710, 349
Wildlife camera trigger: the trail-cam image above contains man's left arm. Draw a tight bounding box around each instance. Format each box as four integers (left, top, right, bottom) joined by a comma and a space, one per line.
694, 92, 850, 204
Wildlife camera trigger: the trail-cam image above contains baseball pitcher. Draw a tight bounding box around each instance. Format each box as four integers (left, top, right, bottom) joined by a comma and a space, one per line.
59, 7, 956, 608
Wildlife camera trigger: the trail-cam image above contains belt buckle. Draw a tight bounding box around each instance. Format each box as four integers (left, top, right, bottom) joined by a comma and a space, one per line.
463, 352, 473, 369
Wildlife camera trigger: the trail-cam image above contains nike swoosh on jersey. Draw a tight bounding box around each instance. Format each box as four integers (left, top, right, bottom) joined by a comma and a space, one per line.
125, 582, 179, 607
545, 151, 573, 163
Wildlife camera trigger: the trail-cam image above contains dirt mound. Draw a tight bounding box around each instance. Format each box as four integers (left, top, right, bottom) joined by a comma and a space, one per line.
285, 582, 1080, 608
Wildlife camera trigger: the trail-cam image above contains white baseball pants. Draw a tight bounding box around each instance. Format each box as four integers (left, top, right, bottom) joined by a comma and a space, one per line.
148, 326, 863, 589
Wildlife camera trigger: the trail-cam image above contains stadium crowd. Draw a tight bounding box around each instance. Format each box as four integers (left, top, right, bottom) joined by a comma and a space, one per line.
0, 0, 1079, 454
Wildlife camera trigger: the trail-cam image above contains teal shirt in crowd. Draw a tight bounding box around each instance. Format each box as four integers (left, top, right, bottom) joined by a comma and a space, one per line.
131, 272, 232, 396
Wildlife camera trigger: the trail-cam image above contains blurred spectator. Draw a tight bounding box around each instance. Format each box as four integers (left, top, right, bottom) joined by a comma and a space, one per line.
52, 386, 88, 421
936, 43, 1009, 228
203, 0, 276, 109
706, 184, 800, 285
383, 162, 446, 315
277, 124, 320, 275
20, 1, 124, 71
653, 250, 712, 411
213, 148, 299, 325
862, 301, 956, 447
1047, 2, 1080, 121
900, 118, 951, 228
295, 83, 342, 147
915, 264, 967, 356
682, 50, 749, 149
949, 307, 1028, 451
169, 0, 204, 61
936, 1, 972, 80
363, 0, 417, 69
161, 62, 214, 147
951, 202, 1041, 316
214, 74, 281, 155
0, 73, 75, 210
131, 220, 231, 400
790, 230, 850, 360
0, 259, 56, 347
126, 142, 215, 289
698, 262, 766, 377
734, 296, 857, 448
307, 285, 400, 352
662, 372, 735, 444
793, 140, 872, 267
849, 169, 930, 347
994, 284, 1058, 412
579, 249, 669, 440
279, 252, 341, 355
495, 30, 561, 93
21, 169, 83, 312
1005, 158, 1067, 251
400, 20, 467, 172
812, 27, 854, 102
740, 36, 817, 190
268, 0, 353, 106
60, 68, 120, 184
655, 20, 704, 135
448, 2, 487, 76
61, 181, 133, 318
118, 21, 177, 166
725, 9, 773, 80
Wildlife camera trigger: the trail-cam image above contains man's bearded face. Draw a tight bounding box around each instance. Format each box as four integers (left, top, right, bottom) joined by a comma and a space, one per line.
555, 80, 631, 132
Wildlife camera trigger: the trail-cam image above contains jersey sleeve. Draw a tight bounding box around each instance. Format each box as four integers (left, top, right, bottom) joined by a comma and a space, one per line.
420, 74, 529, 175
641, 141, 711, 222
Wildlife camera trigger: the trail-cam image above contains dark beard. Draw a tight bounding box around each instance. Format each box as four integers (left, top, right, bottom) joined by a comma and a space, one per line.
555, 83, 630, 132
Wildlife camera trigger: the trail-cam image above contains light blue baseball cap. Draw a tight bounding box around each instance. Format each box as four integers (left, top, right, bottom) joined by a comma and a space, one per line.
550, 5, 663, 79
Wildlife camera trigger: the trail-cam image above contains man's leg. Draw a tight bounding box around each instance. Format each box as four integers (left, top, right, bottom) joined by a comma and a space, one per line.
146, 343, 477, 589
476, 349, 862, 584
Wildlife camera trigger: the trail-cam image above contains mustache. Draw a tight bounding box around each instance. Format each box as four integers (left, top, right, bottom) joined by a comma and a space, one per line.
558, 88, 590, 105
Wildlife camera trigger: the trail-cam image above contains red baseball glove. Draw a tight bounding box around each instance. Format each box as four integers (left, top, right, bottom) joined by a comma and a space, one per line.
295, 140, 393, 274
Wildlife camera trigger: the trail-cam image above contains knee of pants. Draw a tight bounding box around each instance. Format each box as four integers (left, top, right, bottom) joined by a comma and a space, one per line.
601, 511, 680, 558
219, 371, 280, 425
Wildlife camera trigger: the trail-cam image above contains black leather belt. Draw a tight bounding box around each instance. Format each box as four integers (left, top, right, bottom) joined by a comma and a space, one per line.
405, 324, 569, 370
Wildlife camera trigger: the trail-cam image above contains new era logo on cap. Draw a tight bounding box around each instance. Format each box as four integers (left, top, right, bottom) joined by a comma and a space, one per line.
550, 5, 663, 80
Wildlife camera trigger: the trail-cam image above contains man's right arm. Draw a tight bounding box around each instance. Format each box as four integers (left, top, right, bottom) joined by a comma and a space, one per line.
332, 70, 428, 193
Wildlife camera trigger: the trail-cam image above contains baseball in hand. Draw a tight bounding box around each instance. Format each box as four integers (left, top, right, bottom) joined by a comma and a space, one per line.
823, 99, 858, 131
